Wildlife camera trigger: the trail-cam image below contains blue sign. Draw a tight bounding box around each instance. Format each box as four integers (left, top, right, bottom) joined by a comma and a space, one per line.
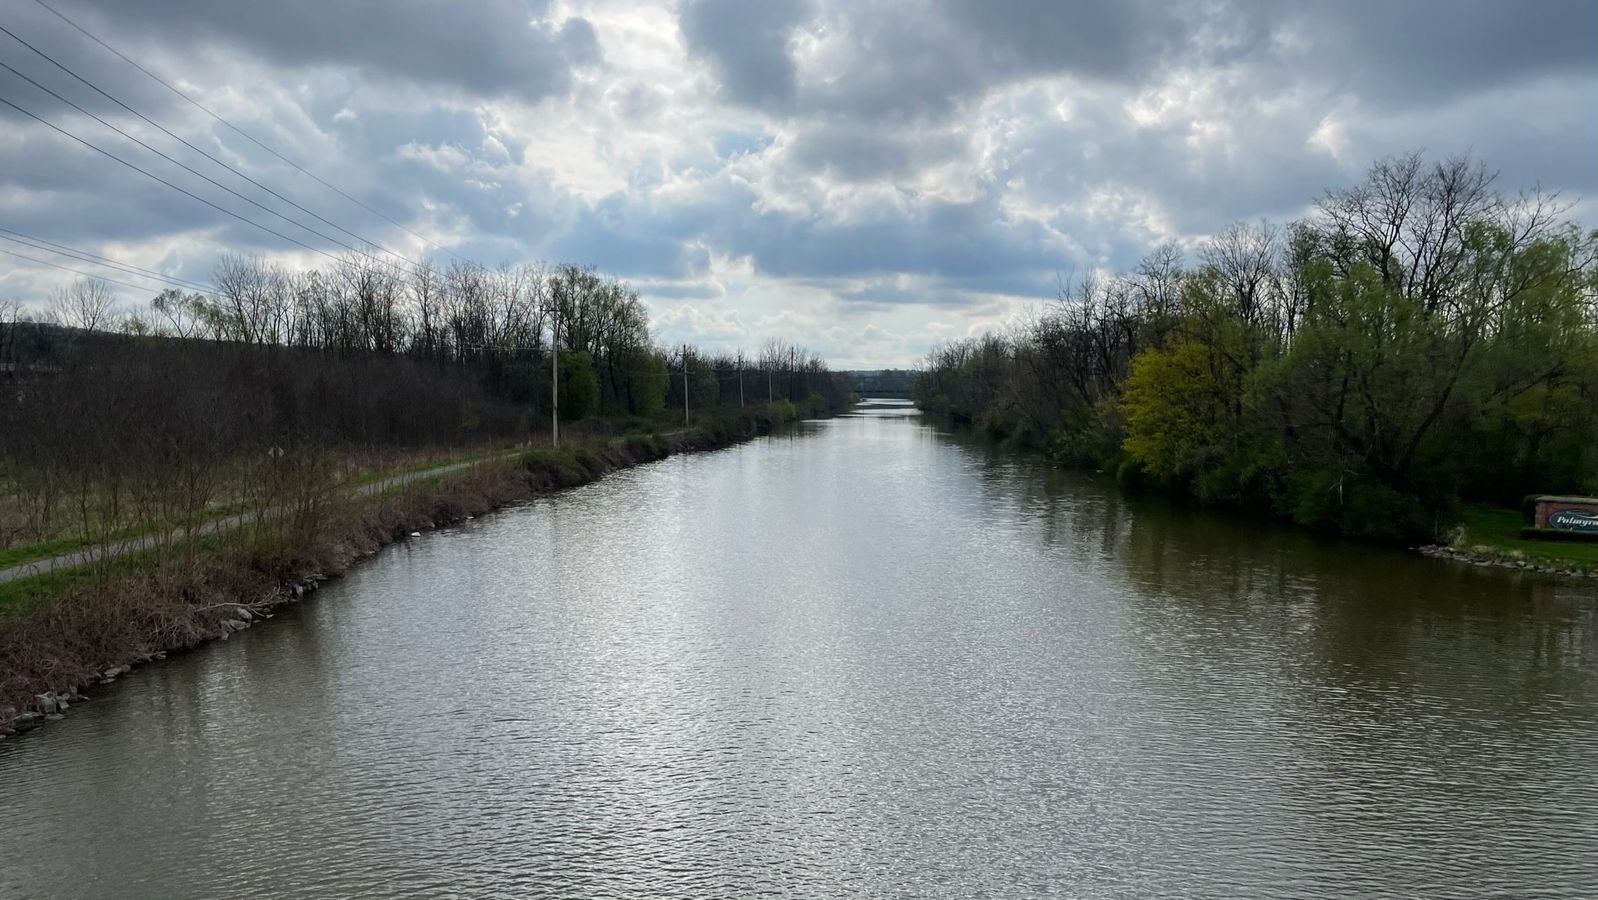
1548, 509, 1598, 532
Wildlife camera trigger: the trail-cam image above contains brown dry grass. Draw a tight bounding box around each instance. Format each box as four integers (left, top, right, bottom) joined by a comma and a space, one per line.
0, 423, 730, 731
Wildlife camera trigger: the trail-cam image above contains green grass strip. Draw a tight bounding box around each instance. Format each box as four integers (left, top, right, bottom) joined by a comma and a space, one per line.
1454, 504, 1598, 571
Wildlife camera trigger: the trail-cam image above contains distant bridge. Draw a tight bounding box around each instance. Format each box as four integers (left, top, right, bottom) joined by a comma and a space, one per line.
841, 369, 915, 399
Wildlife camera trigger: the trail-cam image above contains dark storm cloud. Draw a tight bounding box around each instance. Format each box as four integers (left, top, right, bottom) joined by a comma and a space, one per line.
0, 105, 327, 257
782, 121, 969, 181
938, 0, 1171, 77
678, 0, 1596, 121
0, 4, 193, 122
57, 0, 599, 100
510, 164, 1063, 292
1277, 0, 1598, 106
678, 0, 812, 108
678, 0, 1232, 124
714, 198, 1060, 283
823, 263, 1070, 310
676, 0, 1199, 121
539, 194, 706, 278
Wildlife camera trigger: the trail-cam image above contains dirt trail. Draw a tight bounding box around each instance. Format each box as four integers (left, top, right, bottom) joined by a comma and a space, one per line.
0, 454, 511, 585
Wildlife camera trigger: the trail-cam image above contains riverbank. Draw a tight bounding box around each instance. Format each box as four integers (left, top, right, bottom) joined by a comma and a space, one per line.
928, 414, 1598, 583
1420, 504, 1598, 580
0, 410, 793, 737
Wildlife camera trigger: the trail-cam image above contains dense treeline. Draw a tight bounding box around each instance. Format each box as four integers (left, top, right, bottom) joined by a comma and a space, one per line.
915, 153, 1598, 541
841, 369, 917, 398
0, 257, 850, 554
33, 256, 848, 422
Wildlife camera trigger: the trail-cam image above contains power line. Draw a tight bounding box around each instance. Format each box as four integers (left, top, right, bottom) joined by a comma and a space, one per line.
0, 228, 211, 292
0, 21, 424, 272
0, 92, 344, 264
0, 56, 421, 275
28, 0, 461, 261
0, 243, 177, 294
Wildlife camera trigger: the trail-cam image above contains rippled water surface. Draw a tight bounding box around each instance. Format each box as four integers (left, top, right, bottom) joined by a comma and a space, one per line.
3, 406, 1596, 898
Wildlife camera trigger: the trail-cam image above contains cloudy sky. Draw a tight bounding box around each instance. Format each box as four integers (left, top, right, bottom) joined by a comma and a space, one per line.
1, 0, 1594, 366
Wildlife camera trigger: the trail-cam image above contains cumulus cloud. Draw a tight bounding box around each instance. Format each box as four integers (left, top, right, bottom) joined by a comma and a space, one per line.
1, 0, 1594, 365
679, 0, 811, 109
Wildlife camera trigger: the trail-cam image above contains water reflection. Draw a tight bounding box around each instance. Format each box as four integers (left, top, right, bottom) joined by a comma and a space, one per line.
2, 408, 1594, 898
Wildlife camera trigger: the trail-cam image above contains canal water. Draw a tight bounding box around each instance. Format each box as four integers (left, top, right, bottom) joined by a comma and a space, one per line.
3, 405, 1595, 898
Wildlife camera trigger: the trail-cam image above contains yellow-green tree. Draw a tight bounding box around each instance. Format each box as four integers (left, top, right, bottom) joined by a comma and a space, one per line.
1122, 340, 1239, 485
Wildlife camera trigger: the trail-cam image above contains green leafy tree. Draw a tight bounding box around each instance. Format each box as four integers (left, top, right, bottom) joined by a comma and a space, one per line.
1120, 337, 1256, 500
625, 350, 669, 417
919, 152, 1598, 542
559, 351, 600, 421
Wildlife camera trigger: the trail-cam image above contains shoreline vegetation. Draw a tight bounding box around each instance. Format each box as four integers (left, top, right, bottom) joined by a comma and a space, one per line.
912, 151, 1598, 578
1, 256, 853, 736
0, 404, 820, 737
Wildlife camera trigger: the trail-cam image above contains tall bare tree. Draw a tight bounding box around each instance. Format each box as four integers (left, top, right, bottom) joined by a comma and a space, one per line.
49, 277, 118, 332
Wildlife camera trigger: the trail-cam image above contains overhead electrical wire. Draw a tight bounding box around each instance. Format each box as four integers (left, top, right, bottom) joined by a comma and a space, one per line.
0, 243, 188, 294
0, 56, 424, 276
0, 92, 346, 265
28, 0, 461, 261
0, 227, 212, 292
0, 21, 425, 273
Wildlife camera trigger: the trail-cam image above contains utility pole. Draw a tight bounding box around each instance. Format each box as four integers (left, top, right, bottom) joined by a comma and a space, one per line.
551, 312, 559, 447
682, 345, 691, 427
767, 365, 773, 403
739, 359, 745, 408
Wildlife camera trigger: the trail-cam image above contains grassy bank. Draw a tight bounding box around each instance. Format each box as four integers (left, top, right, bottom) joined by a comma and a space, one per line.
0, 405, 800, 735
1438, 504, 1598, 575
0, 441, 518, 568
